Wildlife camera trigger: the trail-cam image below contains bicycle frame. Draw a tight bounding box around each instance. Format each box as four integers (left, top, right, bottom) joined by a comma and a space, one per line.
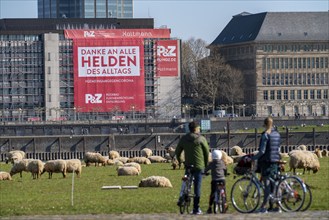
178, 166, 194, 214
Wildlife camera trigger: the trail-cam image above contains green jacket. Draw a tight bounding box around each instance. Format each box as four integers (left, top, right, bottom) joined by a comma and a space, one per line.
175, 132, 209, 171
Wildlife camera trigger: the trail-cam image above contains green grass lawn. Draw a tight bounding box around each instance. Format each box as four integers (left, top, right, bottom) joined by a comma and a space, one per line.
0, 157, 328, 217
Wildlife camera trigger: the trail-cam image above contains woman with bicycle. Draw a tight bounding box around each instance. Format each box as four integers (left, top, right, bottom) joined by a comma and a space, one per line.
249, 116, 281, 213
204, 150, 228, 214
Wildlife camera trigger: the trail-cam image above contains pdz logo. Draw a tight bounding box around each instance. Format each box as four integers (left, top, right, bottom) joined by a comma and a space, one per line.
157, 45, 176, 57
84, 31, 95, 37
85, 94, 102, 104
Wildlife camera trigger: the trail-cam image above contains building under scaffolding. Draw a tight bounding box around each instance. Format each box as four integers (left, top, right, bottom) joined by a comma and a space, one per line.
0, 18, 181, 122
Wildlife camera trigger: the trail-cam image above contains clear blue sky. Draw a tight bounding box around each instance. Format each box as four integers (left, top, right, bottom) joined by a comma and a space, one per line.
0, 0, 328, 44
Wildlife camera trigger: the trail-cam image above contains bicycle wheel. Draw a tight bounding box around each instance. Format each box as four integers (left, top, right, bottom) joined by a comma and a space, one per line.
213, 192, 219, 214
231, 177, 261, 213
277, 176, 306, 212
179, 194, 191, 214
300, 183, 312, 212
219, 192, 227, 213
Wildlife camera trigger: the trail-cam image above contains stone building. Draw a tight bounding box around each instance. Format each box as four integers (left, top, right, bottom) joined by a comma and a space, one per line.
210, 12, 329, 117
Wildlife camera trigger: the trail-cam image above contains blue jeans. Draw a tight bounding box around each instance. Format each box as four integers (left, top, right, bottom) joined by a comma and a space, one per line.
187, 169, 203, 212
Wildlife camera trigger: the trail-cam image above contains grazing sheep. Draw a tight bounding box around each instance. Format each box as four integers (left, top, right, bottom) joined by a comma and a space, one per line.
113, 159, 124, 166
221, 150, 234, 165
141, 148, 153, 158
6, 150, 26, 164
289, 150, 320, 174
322, 149, 328, 157
65, 159, 82, 177
42, 159, 67, 179
27, 159, 44, 179
166, 147, 176, 159
171, 157, 180, 170
109, 150, 120, 160
127, 157, 151, 164
230, 146, 246, 156
123, 162, 141, 174
107, 159, 115, 165
0, 172, 12, 181
10, 159, 33, 178
314, 148, 322, 158
139, 176, 173, 188
148, 156, 167, 163
117, 166, 139, 176
297, 145, 307, 151
84, 152, 106, 167
116, 157, 129, 164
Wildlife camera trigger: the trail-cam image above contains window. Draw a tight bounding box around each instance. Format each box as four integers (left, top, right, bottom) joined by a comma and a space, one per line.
270, 90, 275, 100
310, 90, 315, 99
297, 90, 302, 99
284, 90, 288, 100
317, 90, 321, 99
324, 90, 328, 99
48, 81, 51, 88
277, 90, 282, 100
303, 90, 308, 99
290, 90, 295, 100
263, 90, 268, 100
48, 52, 51, 61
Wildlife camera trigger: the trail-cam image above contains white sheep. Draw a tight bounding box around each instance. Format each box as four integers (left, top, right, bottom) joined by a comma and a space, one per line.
230, 146, 246, 156
289, 150, 320, 174
141, 148, 153, 158
314, 148, 322, 158
0, 172, 12, 181
6, 150, 26, 164
221, 150, 234, 165
10, 159, 33, 178
65, 159, 82, 177
123, 162, 141, 174
109, 150, 120, 160
148, 155, 167, 163
166, 147, 176, 159
297, 145, 307, 151
138, 176, 173, 188
322, 149, 328, 157
117, 166, 139, 176
26, 159, 44, 179
84, 152, 106, 167
42, 159, 67, 179
127, 157, 151, 164
116, 157, 129, 164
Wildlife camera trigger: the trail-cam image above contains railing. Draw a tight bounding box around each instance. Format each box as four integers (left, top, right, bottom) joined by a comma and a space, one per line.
1, 145, 328, 162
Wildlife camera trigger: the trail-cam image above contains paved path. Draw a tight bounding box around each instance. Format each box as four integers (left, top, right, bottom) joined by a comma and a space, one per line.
2, 211, 329, 220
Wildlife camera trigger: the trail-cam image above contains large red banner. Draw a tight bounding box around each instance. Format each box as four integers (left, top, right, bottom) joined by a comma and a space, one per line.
65, 29, 170, 39
73, 39, 145, 112
156, 40, 179, 77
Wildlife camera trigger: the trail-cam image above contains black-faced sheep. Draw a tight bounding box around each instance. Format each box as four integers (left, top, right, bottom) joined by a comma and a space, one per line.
65, 159, 82, 177
289, 150, 320, 174
0, 171, 12, 181
42, 159, 67, 179
138, 176, 172, 188
84, 152, 106, 167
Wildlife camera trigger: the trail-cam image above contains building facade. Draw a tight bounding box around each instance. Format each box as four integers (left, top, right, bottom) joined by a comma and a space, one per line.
0, 18, 181, 122
210, 12, 329, 117
38, 0, 133, 18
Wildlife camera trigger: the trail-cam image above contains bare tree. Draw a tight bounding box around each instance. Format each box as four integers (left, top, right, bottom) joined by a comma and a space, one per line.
197, 54, 230, 112
220, 66, 244, 114
181, 38, 209, 98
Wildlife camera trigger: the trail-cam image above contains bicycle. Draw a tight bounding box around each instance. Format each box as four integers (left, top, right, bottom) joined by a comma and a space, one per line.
213, 180, 228, 214
177, 165, 194, 214
231, 161, 307, 213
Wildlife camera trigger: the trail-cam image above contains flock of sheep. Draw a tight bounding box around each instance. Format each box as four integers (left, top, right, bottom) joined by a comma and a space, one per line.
0, 144, 326, 186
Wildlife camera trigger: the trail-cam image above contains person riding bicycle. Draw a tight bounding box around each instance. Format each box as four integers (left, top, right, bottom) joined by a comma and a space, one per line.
250, 116, 281, 213
176, 121, 209, 215
204, 149, 228, 214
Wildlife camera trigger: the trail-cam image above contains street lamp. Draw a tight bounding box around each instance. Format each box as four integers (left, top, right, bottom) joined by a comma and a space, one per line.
18, 108, 22, 122
132, 105, 135, 120
73, 107, 76, 121
243, 104, 246, 117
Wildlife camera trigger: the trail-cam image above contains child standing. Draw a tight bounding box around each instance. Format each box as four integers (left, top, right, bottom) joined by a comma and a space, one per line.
204, 150, 228, 214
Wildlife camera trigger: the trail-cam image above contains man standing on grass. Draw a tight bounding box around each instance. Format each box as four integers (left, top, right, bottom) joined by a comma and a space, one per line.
175, 121, 210, 215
